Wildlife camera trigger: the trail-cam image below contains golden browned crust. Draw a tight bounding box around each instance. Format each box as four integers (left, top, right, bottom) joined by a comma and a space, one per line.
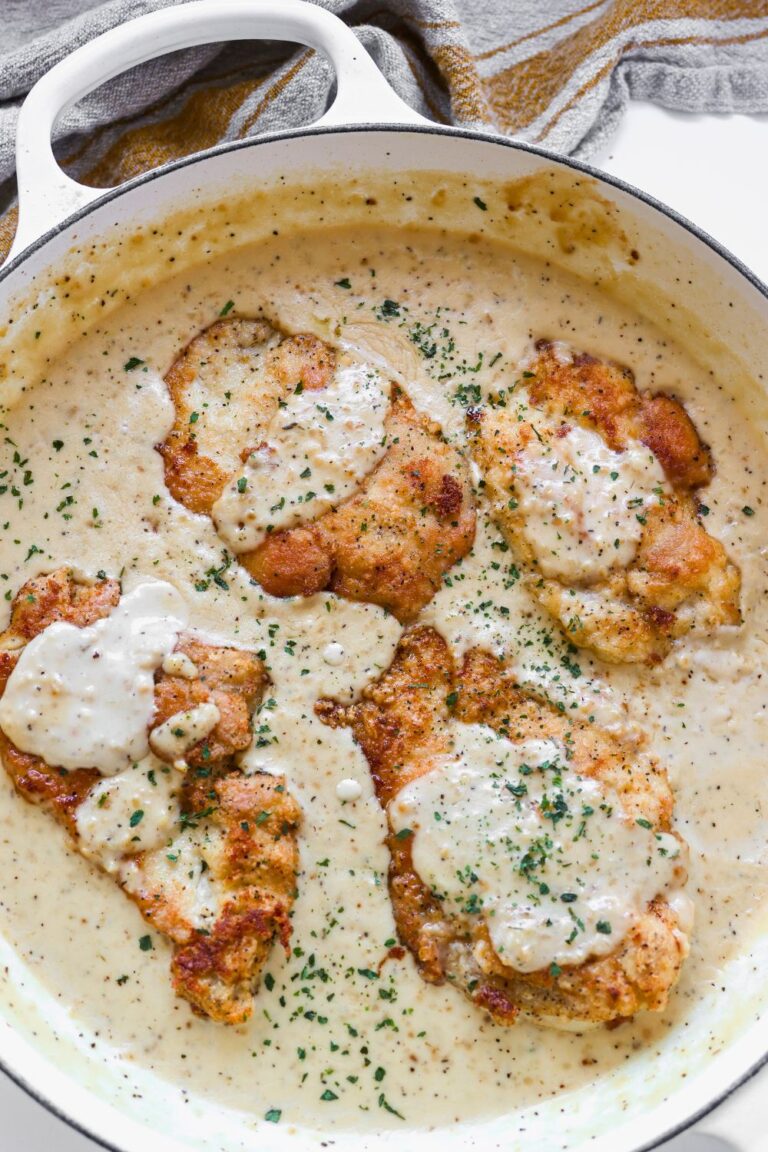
0, 566, 121, 647
245, 388, 476, 622
526, 344, 714, 488
0, 570, 121, 830
470, 341, 740, 664
0, 568, 300, 1025
128, 770, 300, 1024
317, 626, 688, 1027
158, 318, 476, 622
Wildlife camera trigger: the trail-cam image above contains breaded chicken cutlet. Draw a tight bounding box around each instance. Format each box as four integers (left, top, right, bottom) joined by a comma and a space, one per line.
159, 317, 475, 622
0, 568, 300, 1024
469, 341, 741, 664
317, 626, 690, 1028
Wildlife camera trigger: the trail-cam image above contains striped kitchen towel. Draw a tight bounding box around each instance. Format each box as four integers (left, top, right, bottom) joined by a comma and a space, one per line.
1, 0, 768, 260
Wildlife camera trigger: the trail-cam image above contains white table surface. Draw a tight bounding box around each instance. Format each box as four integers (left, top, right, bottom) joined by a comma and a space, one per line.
1, 100, 767, 1152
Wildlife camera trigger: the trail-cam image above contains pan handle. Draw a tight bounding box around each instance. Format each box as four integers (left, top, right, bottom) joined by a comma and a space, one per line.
6, 0, 428, 263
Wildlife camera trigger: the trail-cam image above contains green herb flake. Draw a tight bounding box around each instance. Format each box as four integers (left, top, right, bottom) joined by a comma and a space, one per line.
378, 1093, 404, 1119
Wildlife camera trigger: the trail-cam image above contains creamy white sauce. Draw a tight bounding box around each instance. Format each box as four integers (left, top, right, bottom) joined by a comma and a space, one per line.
0, 581, 187, 775
390, 727, 684, 972
76, 755, 180, 873
513, 417, 668, 582
212, 360, 390, 552
149, 701, 221, 769
0, 215, 765, 1146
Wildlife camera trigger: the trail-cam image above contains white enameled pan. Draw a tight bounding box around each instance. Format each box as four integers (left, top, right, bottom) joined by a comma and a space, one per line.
0, 3, 767, 1151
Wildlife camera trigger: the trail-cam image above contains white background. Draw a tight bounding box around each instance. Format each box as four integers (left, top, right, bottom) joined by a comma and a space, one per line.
0, 101, 767, 1151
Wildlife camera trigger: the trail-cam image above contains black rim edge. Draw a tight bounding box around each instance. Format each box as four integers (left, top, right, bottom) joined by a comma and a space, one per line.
0, 119, 766, 1152
0, 1057, 119, 1152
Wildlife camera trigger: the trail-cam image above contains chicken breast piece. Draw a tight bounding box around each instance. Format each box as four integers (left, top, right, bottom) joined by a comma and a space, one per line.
0, 569, 300, 1024
470, 341, 741, 663
317, 626, 690, 1028
158, 318, 476, 622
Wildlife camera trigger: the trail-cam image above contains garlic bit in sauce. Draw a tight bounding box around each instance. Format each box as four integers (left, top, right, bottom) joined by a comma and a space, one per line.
336, 777, 363, 802
390, 726, 686, 972
161, 651, 198, 680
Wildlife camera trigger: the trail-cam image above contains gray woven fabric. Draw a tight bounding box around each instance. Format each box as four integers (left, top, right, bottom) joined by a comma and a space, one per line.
1, 0, 768, 222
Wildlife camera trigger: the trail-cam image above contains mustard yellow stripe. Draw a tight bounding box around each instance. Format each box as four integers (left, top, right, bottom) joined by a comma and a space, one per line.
534, 22, 768, 142
0, 206, 18, 264
403, 15, 461, 30
237, 50, 313, 138
433, 43, 492, 123
475, 0, 608, 62
487, 0, 768, 134
83, 75, 262, 187
63, 58, 267, 176
402, 46, 451, 123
